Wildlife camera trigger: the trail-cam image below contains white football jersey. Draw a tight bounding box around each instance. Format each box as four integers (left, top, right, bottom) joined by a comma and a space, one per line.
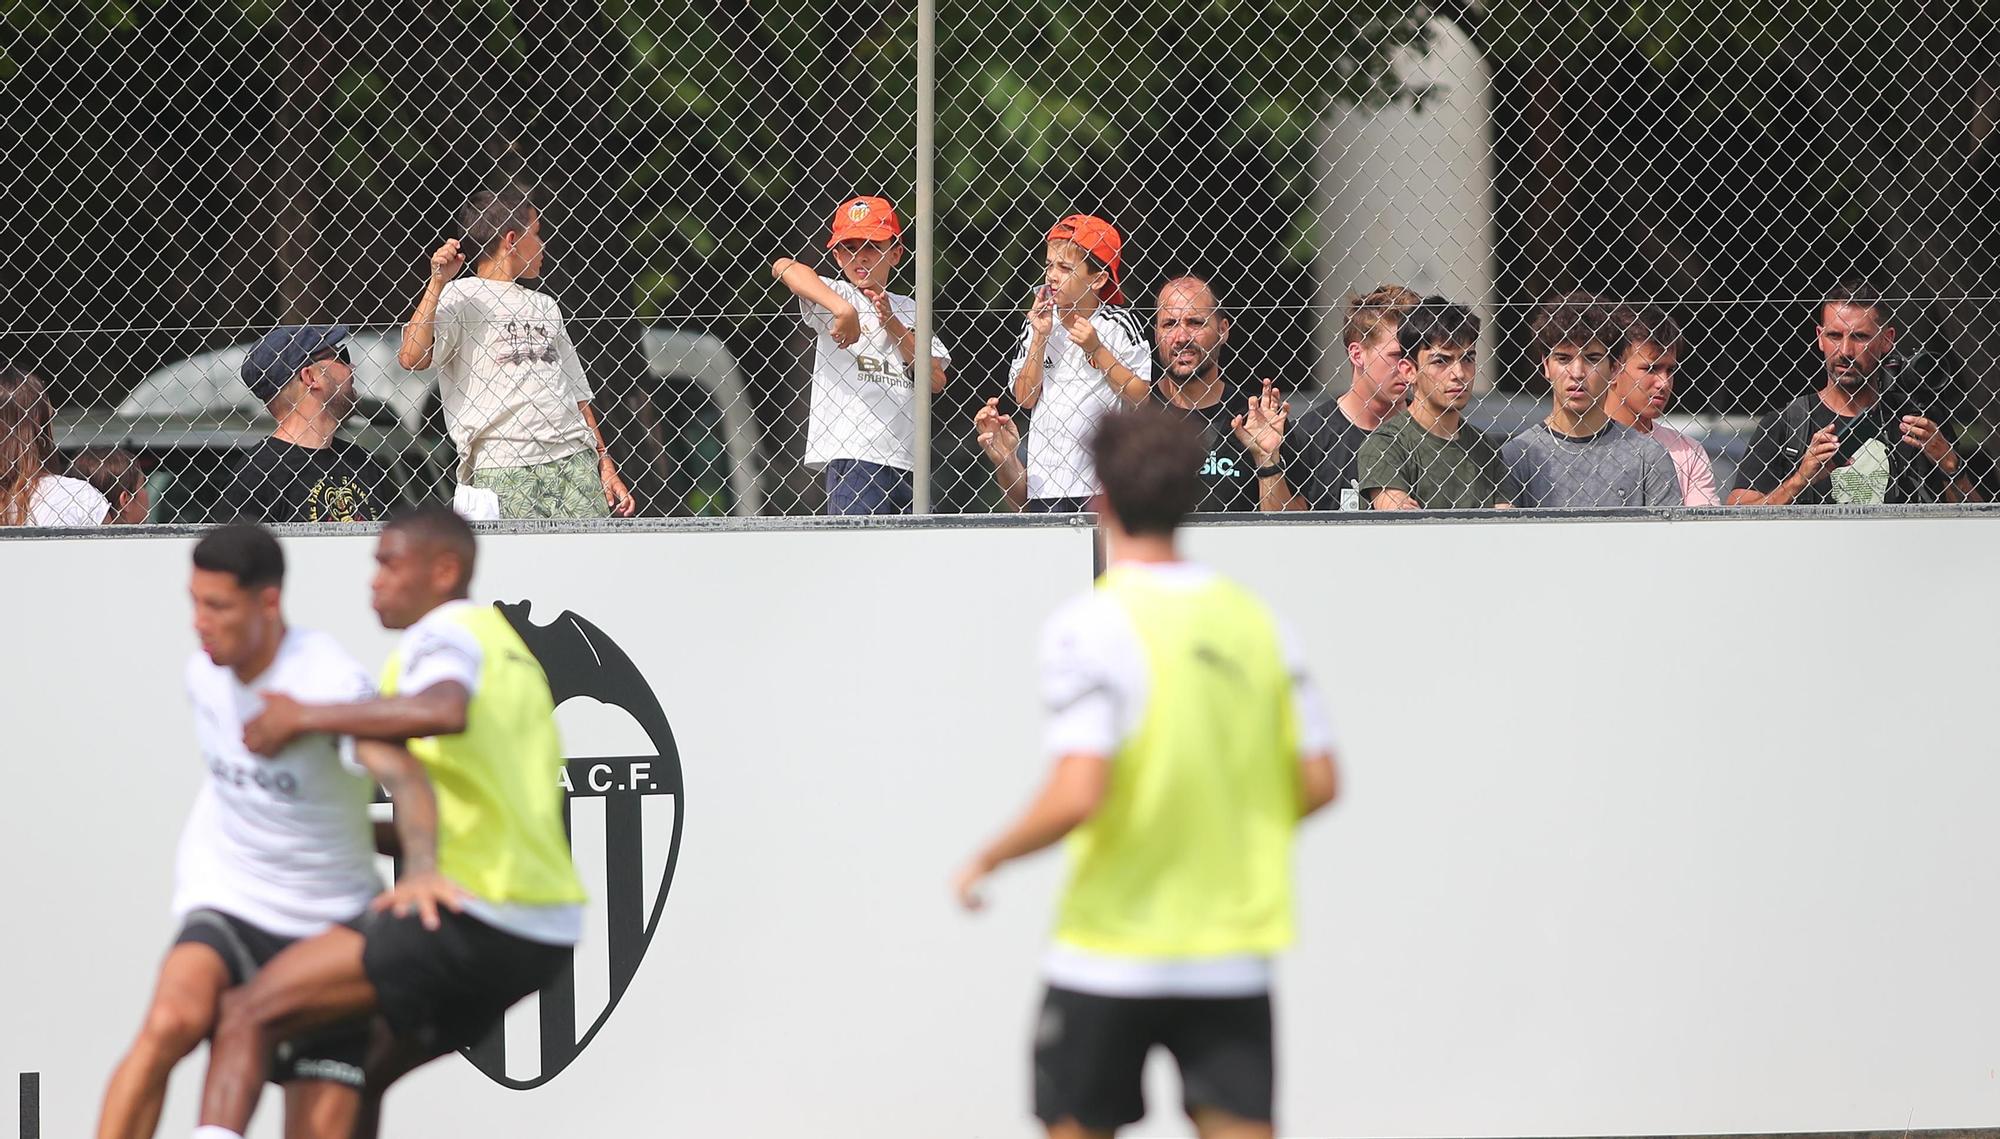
1008, 303, 1152, 500
173, 628, 383, 938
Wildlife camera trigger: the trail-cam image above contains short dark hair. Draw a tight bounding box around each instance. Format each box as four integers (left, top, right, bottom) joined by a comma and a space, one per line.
1090, 404, 1205, 536
385, 503, 477, 590
67, 447, 144, 503
193, 523, 285, 590
1530, 291, 1619, 359
1819, 280, 1894, 327
459, 184, 539, 270
1612, 304, 1683, 363
1396, 296, 1480, 356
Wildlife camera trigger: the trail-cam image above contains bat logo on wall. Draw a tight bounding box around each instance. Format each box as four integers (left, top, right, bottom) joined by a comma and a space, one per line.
458, 600, 686, 1090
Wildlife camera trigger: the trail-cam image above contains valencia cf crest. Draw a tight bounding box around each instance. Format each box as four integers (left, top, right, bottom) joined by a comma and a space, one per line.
847, 200, 870, 222
460, 601, 685, 1089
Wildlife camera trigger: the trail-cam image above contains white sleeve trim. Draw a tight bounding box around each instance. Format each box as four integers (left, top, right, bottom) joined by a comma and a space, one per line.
1041, 595, 1146, 761
1277, 617, 1335, 756
399, 620, 483, 698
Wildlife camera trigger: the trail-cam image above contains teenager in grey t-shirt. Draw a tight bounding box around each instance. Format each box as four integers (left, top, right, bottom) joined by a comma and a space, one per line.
1500, 422, 1684, 507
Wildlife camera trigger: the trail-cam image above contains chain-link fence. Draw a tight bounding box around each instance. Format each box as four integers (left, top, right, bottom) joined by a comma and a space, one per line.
3, 0, 1996, 523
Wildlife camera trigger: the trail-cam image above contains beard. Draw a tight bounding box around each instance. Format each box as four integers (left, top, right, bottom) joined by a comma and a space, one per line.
1827, 357, 1879, 391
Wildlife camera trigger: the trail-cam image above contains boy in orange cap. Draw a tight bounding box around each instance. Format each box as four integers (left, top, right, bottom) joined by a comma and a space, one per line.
770, 195, 951, 515
1008, 214, 1151, 512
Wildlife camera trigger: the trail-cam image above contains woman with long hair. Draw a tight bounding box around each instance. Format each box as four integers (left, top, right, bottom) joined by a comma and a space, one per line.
0, 361, 109, 526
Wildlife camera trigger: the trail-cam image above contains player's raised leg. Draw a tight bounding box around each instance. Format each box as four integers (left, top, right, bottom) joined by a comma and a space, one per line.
199, 927, 376, 1135
97, 944, 230, 1139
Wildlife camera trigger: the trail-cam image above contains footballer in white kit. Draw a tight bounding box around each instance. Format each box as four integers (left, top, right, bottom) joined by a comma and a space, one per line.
98, 524, 443, 1139
174, 626, 381, 957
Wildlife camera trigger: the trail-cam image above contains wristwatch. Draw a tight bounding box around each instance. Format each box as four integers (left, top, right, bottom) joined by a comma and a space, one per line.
1254, 461, 1285, 479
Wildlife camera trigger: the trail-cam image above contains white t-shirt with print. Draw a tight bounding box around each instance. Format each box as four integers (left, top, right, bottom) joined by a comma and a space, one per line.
1008, 304, 1152, 500
28, 475, 109, 526
1036, 562, 1334, 998
392, 600, 582, 947
174, 628, 382, 938
798, 277, 952, 470
432, 277, 596, 473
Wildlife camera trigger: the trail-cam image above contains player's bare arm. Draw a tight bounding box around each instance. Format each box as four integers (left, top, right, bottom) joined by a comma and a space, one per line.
353, 739, 464, 931
952, 752, 1108, 910
397, 239, 464, 370
242, 681, 471, 757
1299, 751, 1339, 817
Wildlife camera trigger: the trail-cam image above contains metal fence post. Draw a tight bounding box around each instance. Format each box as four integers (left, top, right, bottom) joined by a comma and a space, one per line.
911, 0, 937, 515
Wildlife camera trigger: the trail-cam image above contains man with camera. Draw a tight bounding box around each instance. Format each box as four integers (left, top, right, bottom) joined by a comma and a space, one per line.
1729, 282, 1978, 505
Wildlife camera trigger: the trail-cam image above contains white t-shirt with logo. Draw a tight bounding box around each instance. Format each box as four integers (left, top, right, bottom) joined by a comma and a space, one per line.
1008, 305, 1152, 500
28, 475, 109, 526
432, 277, 596, 473
798, 277, 952, 471
174, 628, 382, 938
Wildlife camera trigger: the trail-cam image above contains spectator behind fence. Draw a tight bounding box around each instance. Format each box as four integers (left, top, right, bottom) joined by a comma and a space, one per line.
398, 185, 634, 520
1269, 284, 1422, 510
1009, 214, 1151, 512
976, 275, 1273, 514
1728, 282, 1975, 506
67, 446, 149, 524
0, 362, 108, 527
1356, 299, 1516, 510
1602, 305, 1719, 506
770, 195, 951, 515
1502, 293, 1682, 508
222, 325, 395, 524
1151, 275, 1271, 512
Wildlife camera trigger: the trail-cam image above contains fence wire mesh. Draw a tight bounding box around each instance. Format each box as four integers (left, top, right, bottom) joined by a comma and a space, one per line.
2, 0, 1996, 522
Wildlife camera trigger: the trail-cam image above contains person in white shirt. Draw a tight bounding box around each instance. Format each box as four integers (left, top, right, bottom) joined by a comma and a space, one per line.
770, 195, 952, 514
96, 524, 443, 1139
193, 506, 582, 1139
1602, 303, 1721, 505
67, 446, 151, 523
954, 405, 1338, 1139
0, 362, 110, 526
1009, 215, 1152, 512
397, 185, 635, 520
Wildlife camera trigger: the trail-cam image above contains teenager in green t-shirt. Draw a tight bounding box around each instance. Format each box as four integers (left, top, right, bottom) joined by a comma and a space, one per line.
1356, 298, 1517, 511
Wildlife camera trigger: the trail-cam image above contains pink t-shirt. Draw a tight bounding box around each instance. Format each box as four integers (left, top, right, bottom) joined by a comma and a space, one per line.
1647, 421, 1719, 506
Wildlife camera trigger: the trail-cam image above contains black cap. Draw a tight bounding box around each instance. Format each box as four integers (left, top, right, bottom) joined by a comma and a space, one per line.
241, 324, 348, 403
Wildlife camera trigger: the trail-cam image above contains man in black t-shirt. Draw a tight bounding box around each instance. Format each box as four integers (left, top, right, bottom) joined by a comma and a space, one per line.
224, 325, 397, 524
1241, 285, 1420, 511
1729, 283, 1977, 506
1150, 276, 1265, 512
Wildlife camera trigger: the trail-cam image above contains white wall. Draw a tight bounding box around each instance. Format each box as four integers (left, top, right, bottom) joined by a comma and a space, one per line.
5, 517, 1999, 1138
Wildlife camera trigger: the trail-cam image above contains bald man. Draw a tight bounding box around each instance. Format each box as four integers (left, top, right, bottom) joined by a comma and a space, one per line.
1150, 276, 1284, 513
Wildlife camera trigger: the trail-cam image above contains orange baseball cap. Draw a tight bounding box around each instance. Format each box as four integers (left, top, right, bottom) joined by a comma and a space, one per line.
827, 196, 903, 248
1048, 214, 1126, 305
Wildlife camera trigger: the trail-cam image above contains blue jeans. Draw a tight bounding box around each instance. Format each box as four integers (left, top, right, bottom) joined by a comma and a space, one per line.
824, 459, 914, 516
